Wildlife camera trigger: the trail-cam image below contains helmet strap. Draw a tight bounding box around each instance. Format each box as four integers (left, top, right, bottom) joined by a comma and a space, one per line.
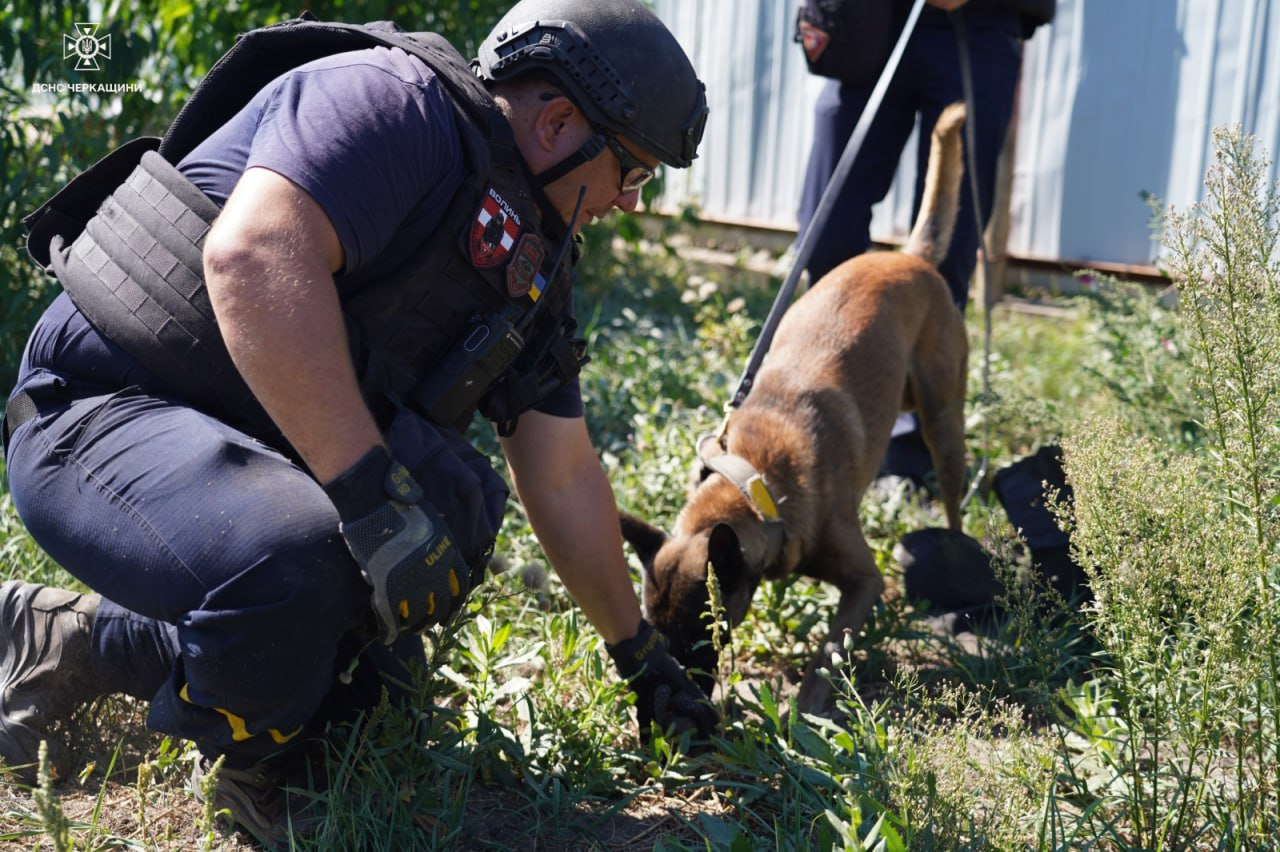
520, 160, 580, 258
535, 133, 607, 188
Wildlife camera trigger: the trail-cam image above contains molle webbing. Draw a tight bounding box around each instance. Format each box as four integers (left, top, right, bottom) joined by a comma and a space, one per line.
51, 151, 261, 420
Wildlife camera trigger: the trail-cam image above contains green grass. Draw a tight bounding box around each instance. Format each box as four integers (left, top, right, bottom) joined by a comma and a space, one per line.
3, 126, 1279, 850
0, 280, 1116, 851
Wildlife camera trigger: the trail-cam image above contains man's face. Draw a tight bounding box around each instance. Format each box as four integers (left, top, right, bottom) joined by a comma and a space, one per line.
545, 131, 659, 232
523, 88, 660, 232
505, 88, 663, 233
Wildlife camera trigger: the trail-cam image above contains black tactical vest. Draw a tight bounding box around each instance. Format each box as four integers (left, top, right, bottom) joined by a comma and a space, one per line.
24, 17, 584, 443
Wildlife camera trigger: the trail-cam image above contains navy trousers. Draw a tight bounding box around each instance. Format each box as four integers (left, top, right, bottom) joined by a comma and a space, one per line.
4, 294, 426, 767
796, 6, 1025, 305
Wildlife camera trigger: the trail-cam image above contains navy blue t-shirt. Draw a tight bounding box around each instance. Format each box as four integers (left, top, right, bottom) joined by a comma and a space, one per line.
181, 47, 460, 282
178, 45, 582, 418
23, 47, 562, 427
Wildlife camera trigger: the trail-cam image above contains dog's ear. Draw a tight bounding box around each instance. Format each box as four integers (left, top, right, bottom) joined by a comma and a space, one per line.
707, 522, 746, 592
708, 523, 762, 625
618, 511, 668, 573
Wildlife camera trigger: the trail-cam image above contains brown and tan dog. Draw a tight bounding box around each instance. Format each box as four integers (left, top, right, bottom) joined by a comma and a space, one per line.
621, 103, 970, 714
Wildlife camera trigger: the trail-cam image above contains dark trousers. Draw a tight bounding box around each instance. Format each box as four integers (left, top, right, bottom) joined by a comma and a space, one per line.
4, 295, 424, 768
797, 6, 1025, 305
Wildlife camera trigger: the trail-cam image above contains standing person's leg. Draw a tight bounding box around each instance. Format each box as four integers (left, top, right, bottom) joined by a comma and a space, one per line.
796, 76, 918, 283
3, 373, 418, 770
880, 10, 1024, 484
915, 9, 1024, 308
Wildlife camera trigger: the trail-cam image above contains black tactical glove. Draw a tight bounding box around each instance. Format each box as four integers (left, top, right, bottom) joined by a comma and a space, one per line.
323, 446, 471, 643
606, 618, 719, 744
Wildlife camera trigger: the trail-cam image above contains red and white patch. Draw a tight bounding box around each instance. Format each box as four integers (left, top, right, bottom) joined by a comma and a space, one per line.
470, 187, 522, 268
798, 20, 831, 64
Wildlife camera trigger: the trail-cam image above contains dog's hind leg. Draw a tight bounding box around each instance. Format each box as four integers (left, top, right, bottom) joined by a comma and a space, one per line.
917, 409, 966, 530
796, 535, 883, 714
910, 321, 969, 530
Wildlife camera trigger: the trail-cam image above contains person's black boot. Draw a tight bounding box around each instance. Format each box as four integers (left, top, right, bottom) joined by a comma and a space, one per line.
993, 445, 1092, 607
0, 581, 104, 782
191, 754, 328, 849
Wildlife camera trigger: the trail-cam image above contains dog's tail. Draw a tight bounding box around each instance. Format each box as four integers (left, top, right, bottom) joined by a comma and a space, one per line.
903, 102, 967, 267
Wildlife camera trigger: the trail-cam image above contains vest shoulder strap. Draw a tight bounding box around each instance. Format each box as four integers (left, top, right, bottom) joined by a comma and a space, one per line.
27, 16, 519, 273
159, 17, 514, 164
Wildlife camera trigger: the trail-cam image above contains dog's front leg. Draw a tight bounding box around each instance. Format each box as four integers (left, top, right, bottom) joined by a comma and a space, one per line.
796, 552, 884, 715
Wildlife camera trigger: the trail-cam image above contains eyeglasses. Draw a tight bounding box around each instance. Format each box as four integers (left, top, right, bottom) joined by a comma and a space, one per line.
535, 89, 657, 192
602, 134, 656, 193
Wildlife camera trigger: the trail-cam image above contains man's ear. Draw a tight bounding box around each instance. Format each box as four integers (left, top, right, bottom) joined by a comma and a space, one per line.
532, 94, 581, 156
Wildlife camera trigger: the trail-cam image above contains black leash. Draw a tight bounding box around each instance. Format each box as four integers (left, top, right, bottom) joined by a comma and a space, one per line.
724, 0, 928, 414
950, 7, 995, 509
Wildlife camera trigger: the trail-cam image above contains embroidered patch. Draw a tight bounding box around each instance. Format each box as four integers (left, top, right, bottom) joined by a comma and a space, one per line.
798, 20, 830, 63
470, 186, 522, 268
507, 232, 545, 299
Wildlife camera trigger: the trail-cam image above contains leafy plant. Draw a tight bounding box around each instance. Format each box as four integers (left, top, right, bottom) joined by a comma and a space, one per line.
1061, 124, 1280, 849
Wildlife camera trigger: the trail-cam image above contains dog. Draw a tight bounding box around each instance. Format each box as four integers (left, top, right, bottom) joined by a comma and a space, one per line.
620, 102, 969, 714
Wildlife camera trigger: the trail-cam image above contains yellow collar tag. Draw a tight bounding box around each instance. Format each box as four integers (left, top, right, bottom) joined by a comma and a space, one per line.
747, 475, 780, 521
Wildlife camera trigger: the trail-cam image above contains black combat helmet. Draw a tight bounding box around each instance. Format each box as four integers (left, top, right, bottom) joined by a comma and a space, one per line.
475, 0, 709, 168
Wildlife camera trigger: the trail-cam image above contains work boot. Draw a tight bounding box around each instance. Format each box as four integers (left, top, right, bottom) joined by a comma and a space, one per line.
0, 580, 103, 782
191, 754, 327, 849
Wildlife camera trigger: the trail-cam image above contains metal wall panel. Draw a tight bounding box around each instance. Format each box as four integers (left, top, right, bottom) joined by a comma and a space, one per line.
650, 0, 1280, 270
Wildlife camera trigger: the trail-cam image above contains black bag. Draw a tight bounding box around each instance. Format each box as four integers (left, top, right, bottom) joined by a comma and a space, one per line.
794, 0, 896, 84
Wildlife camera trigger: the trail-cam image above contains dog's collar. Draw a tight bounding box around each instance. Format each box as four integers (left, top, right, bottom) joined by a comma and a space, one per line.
696, 434, 784, 525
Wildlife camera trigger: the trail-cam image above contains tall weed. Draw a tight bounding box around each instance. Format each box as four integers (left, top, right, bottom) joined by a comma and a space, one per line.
1061, 125, 1280, 848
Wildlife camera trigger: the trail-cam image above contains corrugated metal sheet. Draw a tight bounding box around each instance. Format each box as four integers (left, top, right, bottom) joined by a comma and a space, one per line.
650, 0, 1280, 270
